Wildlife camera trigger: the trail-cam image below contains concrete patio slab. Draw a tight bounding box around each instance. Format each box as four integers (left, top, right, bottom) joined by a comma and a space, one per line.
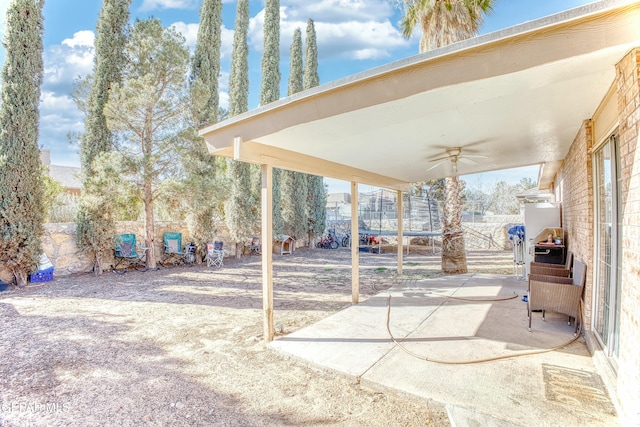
270, 273, 618, 426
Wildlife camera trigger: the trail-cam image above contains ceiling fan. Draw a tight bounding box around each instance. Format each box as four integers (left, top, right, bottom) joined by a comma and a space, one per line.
426, 147, 488, 175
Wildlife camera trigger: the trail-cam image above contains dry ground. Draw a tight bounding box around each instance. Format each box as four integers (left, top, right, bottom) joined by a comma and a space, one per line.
0, 247, 514, 426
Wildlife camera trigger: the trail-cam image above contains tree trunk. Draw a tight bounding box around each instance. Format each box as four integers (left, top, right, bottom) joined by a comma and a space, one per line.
93, 252, 104, 275
441, 176, 468, 274
235, 241, 243, 259
144, 182, 156, 269
13, 269, 28, 288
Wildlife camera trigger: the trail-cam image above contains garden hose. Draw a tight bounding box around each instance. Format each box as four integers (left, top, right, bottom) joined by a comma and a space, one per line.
385, 294, 583, 365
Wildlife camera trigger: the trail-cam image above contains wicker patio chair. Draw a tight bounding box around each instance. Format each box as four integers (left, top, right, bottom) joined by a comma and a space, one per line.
527, 259, 586, 335
529, 251, 573, 277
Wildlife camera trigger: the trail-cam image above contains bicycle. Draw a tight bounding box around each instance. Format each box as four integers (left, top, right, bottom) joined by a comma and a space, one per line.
316, 230, 339, 249
342, 232, 351, 247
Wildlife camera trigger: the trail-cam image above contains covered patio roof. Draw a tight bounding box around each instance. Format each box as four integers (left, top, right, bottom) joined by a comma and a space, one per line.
199, 0, 640, 343
200, 0, 640, 190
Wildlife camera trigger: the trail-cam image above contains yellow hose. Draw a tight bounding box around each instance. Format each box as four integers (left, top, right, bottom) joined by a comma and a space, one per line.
385, 294, 583, 365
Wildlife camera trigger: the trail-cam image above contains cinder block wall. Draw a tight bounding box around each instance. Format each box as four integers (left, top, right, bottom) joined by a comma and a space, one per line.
614, 47, 640, 426
0, 221, 233, 281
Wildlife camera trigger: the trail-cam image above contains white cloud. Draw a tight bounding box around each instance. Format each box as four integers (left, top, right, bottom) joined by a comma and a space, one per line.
139, 0, 198, 12
219, 91, 229, 111
282, 0, 394, 23
62, 30, 95, 48
39, 91, 84, 166
0, 0, 8, 40
139, 0, 235, 12
171, 21, 233, 59
314, 20, 407, 60
214, 70, 230, 111
171, 22, 199, 51
38, 31, 94, 167
0, 2, 8, 68
248, 1, 408, 61
220, 25, 234, 59
43, 34, 95, 94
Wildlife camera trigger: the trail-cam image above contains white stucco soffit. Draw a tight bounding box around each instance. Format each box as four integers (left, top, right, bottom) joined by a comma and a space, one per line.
199, 1, 640, 188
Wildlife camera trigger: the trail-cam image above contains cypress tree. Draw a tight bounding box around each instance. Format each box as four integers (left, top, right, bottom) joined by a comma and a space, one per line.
225, 0, 258, 256
186, 0, 224, 262
306, 173, 326, 242
259, 0, 283, 235
190, 0, 222, 127
282, 28, 308, 241
228, 0, 249, 117
79, 0, 130, 173
76, 0, 131, 275
303, 19, 319, 90
303, 19, 326, 242
259, 0, 280, 106
0, 0, 46, 287
287, 28, 303, 96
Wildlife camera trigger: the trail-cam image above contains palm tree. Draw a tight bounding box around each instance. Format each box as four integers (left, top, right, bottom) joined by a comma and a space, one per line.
398, 0, 493, 53
395, 0, 493, 273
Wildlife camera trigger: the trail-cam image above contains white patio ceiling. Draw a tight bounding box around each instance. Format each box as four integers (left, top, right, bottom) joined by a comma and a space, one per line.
200, 0, 640, 191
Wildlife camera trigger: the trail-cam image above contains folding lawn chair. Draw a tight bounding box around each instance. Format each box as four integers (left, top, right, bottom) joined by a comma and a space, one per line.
206, 241, 224, 268
114, 233, 148, 274
249, 237, 261, 256
161, 232, 186, 267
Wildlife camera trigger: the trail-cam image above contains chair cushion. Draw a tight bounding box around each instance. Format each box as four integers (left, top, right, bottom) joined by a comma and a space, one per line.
167, 240, 179, 253
120, 242, 133, 257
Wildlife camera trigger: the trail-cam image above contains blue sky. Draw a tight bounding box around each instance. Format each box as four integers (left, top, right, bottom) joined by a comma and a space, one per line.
0, 0, 597, 192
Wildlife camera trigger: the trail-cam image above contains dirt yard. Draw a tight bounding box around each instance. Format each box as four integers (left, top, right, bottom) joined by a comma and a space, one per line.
0, 247, 514, 426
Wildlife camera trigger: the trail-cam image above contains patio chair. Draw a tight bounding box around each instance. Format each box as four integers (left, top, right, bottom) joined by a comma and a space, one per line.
113, 234, 148, 274
528, 259, 586, 335
161, 232, 186, 267
529, 251, 573, 277
249, 237, 261, 256
206, 241, 224, 268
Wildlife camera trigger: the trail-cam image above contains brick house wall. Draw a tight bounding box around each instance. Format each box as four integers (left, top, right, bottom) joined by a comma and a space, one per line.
555, 120, 595, 326
614, 47, 640, 425
554, 48, 640, 425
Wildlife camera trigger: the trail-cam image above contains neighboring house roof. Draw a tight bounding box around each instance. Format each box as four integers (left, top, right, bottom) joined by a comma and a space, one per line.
49, 165, 81, 191
199, 0, 640, 191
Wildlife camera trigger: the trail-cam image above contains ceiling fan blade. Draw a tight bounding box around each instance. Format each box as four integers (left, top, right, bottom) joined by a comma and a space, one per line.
463, 154, 489, 159
458, 157, 479, 165
427, 155, 451, 163
425, 160, 445, 172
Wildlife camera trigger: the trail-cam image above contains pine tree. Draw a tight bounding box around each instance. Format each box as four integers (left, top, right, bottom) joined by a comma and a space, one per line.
0, 0, 46, 287
186, 0, 225, 262
281, 28, 308, 241
303, 19, 326, 242
76, 0, 131, 275
259, 0, 284, 235
104, 18, 193, 269
225, 0, 258, 256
